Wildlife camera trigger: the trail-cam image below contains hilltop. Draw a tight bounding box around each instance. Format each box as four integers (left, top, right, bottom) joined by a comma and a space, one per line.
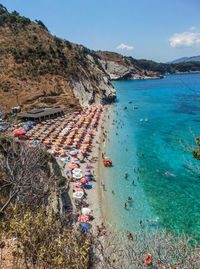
168, 55, 200, 64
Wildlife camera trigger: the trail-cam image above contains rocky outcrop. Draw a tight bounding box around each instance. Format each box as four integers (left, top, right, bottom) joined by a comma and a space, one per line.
67, 52, 116, 106
95, 51, 162, 81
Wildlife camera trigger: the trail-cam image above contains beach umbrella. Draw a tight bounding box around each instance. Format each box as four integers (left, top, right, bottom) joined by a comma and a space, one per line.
25, 121, 35, 126
75, 188, 84, 192
19, 126, 29, 131
55, 139, 62, 142
71, 157, 79, 162
80, 178, 89, 183
72, 191, 83, 199
52, 147, 60, 152
13, 129, 26, 135
73, 173, 82, 179
59, 149, 66, 154
43, 140, 51, 145
74, 182, 82, 187
68, 163, 78, 169
70, 150, 78, 156
81, 208, 92, 215
73, 168, 82, 174
78, 214, 89, 223
49, 150, 57, 154
85, 172, 91, 176
85, 167, 91, 171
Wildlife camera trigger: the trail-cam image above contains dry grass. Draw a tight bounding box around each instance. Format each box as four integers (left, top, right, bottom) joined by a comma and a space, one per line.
0, 8, 108, 113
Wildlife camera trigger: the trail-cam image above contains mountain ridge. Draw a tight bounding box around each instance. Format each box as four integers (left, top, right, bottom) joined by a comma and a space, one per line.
168, 55, 200, 64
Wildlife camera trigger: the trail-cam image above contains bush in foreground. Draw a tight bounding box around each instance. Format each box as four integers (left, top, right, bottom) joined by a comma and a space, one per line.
6, 206, 91, 268
99, 228, 200, 269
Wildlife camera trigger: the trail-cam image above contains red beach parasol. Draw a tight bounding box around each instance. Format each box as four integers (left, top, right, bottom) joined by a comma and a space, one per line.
78, 214, 89, 223
13, 129, 26, 135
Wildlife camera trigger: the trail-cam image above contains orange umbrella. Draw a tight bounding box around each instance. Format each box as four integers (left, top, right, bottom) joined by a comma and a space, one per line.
52, 147, 59, 151
43, 141, 51, 145
68, 163, 78, 169
59, 149, 66, 154
80, 178, 89, 183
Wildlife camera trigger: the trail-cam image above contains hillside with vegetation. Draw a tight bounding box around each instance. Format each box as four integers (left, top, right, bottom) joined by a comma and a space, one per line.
134, 58, 200, 74
0, 5, 116, 113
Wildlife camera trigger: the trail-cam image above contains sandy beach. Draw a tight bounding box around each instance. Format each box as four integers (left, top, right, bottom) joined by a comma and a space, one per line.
51, 104, 111, 237
67, 105, 111, 233
12, 104, 111, 239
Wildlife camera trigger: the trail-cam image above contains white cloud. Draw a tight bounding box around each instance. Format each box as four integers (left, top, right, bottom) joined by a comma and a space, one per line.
116, 43, 134, 51
169, 31, 200, 48
190, 26, 197, 31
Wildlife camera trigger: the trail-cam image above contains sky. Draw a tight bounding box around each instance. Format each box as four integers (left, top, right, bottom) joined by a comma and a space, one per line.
1, 0, 200, 62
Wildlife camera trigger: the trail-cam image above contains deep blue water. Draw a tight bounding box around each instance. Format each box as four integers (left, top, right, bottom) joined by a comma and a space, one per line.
102, 73, 200, 240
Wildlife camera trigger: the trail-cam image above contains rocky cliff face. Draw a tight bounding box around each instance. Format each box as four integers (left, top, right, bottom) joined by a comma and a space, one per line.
95, 51, 162, 80
67, 49, 116, 106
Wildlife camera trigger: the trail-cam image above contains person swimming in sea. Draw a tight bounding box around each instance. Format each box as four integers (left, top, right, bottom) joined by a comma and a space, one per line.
124, 173, 128, 179
147, 217, 159, 223
124, 203, 127, 208
132, 180, 135, 184
163, 171, 176, 176
128, 196, 132, 200
127, 233, 133, 240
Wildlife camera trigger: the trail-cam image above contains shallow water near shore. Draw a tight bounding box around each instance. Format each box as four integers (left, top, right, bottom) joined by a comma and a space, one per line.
101, 73, 200, 240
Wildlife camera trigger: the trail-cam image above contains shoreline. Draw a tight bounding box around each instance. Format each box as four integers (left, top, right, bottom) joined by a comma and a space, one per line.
61, 105, 112, 235
82, 104, 113, 232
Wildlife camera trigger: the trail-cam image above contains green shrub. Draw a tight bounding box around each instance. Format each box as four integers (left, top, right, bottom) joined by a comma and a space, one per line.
35, 19, 48, 31
58, 176, 67, 187
7, 206, 91, 268
42, 97, 57, 104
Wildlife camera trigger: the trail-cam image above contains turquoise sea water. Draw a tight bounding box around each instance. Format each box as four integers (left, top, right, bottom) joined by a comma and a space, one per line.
101, 73, 200, 240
